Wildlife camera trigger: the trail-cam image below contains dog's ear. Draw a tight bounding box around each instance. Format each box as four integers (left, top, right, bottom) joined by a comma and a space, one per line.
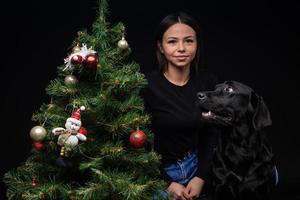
251, 91, 272, 131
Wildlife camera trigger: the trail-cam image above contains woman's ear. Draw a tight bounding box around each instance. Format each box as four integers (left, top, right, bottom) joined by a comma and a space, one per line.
157, 41, 164, 53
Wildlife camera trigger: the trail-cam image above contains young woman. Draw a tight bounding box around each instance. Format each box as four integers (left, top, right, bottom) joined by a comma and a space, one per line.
141, 11, 220, 200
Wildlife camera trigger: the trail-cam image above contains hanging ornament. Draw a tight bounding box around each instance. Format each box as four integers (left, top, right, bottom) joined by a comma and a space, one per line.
64, 44, 97, 71
129, 128, 147, 148
31, 176, 39, 187
32, 142, 45, 150
70, 54, 83, 65
64, 74, 78, 86
72, 44, 81, 53
30, 126, 47, 142
117, 37, 129, 49
52, 106, 87, 156
85, 54, 98, 69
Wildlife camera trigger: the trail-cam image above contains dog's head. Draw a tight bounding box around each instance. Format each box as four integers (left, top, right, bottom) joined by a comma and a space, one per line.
196, 80, 272, 131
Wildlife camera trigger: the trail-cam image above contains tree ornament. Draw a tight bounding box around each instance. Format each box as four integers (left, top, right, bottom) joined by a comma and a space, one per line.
117, 37, 129, 49
129, 128, 147, 148
52, 106, 87, 156
70, 54, 83, 65
31, 176, 39, 187
85, 54, 98, 69
32, 142, 45, 150
64, 74, 78, 86
30, 126, 47, 142
72, 44, 81, 53
64, 44, 97, 71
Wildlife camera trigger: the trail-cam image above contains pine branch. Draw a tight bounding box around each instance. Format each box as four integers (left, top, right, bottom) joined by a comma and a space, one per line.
98, 0, 109, 23
46, 79, 78, 97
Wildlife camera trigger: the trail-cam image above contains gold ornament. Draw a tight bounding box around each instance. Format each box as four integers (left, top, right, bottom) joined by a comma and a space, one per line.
60, 146, 65, 156
117, 37, 128, 49
30, 126, 47, 142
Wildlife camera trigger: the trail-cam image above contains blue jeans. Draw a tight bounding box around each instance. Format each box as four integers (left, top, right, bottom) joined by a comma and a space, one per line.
153, 150, 199, 200
153, 151, 279, 200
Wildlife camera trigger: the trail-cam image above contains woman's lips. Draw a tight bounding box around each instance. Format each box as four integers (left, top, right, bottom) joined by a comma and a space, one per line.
175, 56, 188, 58
175, 56, 188, 61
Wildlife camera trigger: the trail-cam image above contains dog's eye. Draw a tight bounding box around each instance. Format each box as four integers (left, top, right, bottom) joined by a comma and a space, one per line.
224, 86, 234, 93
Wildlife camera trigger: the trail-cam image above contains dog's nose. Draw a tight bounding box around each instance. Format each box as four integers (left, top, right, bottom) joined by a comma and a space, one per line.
197, 92, 206, 100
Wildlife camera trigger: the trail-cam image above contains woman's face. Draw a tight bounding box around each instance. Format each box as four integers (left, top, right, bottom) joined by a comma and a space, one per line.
159, 23, 197, 70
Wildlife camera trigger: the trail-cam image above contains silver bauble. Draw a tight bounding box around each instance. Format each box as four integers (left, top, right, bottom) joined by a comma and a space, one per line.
72, 45, 81, 53
64, 75, 78, 86
117, 37, 129, 49
30, 126, 47, 141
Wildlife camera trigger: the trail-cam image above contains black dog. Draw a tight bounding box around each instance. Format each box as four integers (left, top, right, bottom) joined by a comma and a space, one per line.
196, 81, 278, 200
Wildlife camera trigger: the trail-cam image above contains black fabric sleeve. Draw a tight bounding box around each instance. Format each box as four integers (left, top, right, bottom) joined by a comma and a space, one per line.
140, 87, 173, 186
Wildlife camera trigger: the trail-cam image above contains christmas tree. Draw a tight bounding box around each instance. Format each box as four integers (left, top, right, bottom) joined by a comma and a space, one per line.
3, 0, 167, 199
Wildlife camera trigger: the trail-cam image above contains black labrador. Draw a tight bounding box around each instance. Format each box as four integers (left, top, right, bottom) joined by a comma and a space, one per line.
196, 81, 278, 200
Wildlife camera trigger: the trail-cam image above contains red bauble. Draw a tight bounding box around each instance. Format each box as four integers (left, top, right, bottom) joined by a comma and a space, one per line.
129, 130, 147, 148
85, 54, 97, 68
31, 177, 39, 187
70, 54, 83, 65
32, 142, 45, 150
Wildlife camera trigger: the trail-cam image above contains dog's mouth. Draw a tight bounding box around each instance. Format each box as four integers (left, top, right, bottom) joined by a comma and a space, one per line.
201, 110, 233, 126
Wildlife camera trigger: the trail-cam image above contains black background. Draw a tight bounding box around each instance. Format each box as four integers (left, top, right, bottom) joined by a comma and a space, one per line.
1, 0, 299, 199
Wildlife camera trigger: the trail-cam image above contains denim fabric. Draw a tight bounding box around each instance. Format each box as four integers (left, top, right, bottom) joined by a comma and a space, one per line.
153, 150, 198, 200
164, 149, 199, 185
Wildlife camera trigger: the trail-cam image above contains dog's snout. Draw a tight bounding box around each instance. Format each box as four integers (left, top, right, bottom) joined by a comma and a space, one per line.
197, 92, 206, 100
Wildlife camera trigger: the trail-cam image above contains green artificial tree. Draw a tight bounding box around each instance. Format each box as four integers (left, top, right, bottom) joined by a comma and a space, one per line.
4, 0, 167, 199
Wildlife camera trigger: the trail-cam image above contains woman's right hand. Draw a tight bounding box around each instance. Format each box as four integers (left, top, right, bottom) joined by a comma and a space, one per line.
166, 182, 188, 200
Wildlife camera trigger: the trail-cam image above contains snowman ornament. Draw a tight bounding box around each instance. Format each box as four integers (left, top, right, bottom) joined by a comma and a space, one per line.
52, 106, 87, 156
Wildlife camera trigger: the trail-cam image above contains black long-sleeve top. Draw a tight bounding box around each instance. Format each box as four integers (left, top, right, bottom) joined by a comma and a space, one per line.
141, 69, 220, 184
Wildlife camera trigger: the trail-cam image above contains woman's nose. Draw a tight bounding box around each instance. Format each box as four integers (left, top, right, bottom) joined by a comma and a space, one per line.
177, 42, 185, 51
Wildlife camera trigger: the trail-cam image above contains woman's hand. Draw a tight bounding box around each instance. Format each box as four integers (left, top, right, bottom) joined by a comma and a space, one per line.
183, 177, 204, 200
166, 182, 188, 200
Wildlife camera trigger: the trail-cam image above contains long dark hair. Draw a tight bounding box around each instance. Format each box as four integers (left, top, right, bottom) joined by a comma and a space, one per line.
155, 11, 201, 74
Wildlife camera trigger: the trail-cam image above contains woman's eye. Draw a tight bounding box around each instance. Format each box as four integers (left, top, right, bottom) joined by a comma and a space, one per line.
186, 39, 194, 43
167, 40, 176, 44
224, 86, 234, 93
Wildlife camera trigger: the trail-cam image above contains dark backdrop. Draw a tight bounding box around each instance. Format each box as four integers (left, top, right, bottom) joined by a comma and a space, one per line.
1, 0, 299, 199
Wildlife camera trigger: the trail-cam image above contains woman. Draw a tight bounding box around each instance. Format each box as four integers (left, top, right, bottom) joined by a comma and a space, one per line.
141, 11, 220, 200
